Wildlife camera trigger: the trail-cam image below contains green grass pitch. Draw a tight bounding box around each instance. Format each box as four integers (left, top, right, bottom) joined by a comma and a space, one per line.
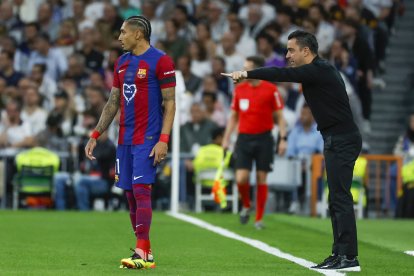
1, 211, 413, 275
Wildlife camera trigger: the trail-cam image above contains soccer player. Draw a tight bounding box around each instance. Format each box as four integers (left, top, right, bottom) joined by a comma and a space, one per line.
222, 56, 287, 230
222, 30, 362, 271
84, 16, 176, 269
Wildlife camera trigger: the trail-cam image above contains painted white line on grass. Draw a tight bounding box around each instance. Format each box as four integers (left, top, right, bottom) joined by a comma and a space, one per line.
168, 212, 345, 276
404, 251, 414, 256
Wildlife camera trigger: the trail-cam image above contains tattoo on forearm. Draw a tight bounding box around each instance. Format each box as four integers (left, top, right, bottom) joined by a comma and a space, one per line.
95, 87, 120, 133
162, 87, 175, 101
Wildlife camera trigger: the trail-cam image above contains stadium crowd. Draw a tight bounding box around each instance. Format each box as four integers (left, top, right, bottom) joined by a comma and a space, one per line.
0, 0, 405, 211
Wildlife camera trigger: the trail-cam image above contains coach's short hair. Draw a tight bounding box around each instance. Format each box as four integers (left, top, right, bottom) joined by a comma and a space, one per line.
246, 56, 265, 68
125, 15, 152, 42
288, 30, 318, 55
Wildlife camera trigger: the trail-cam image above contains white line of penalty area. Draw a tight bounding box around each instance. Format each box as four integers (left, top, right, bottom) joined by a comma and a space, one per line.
405, 251, 414, 256
168, 212, 345, 276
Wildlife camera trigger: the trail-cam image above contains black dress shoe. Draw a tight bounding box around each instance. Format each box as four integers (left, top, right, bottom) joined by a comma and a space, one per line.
321, 255, 361, 272
311, 254, 338, 269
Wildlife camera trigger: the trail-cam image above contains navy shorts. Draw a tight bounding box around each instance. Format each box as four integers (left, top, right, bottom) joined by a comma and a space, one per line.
115, 143, 157, 190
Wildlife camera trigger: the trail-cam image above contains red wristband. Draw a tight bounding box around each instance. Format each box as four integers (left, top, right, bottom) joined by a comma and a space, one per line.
159, 134, 170, 143
90, 130, 100, 139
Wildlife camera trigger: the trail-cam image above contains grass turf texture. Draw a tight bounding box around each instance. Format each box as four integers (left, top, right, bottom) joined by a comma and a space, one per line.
0, 211, 412, 275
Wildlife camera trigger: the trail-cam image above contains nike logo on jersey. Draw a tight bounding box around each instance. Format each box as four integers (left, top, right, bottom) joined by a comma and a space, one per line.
134, 175, 144, 180
118, 69, 125, 73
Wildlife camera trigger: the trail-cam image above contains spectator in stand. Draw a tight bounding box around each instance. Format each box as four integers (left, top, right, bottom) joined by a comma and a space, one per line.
195, 22, 217, 58
37, 3, 60, 41
202, 92, 227, 127
88, 72, 106, 90
207, 1, 229, 42
0, 1, 23, 35
72, 0, 95, 32
161, 19, 188, 63
256, 33, 286, 68
308, 3, 336, 55
239, 0, 276, 37
0, 51, 24, 87
329, 39, 358, 91
51, 90, 77, 137
189, 41, 211, 79
173, 4, 196, 42
211, 56, 233, 100
27, 33, 68, 81
35, 112, 70, 152
64, 53, 90, 89
177, 55, 202, 95
200, 75, 231, 112
285, 0, 308, 26
277, 5, 301, 46
55, 18, 78, 58
84, 86, 107, 119
30, 63, 57, 111
261, 22, 287, 56
21, 86, 48, 136
14, 22, 40, 74
102, 3, 124, 41
141, 0, 164, 44
76, 27, 103, 72
103, 47, 123, 90
118, 0, 141, 20
228, 18, 256, 58
286, 104, 324, 213
217, 32, 245, 73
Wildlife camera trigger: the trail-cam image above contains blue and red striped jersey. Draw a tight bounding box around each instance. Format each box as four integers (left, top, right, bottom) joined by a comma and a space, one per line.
113, 46, 176, 145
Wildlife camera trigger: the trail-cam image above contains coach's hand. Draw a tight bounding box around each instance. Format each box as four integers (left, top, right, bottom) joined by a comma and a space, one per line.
221, 71, 248, 83
150, 141, 168, 166
85, 138, 97, 160
278, 140, 287, 156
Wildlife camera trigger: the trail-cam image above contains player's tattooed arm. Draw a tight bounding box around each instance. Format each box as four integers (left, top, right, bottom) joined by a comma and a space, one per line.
160, 87, 176, 135
95, 87, 120, 133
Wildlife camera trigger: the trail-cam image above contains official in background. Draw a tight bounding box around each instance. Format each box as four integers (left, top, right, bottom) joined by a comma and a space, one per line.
222, 30, 362, 271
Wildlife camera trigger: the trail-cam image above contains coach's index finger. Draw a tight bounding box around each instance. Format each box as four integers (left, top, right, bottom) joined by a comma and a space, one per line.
220, 73, 233, 78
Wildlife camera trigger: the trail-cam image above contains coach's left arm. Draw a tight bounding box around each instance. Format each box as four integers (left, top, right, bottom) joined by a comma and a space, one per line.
150, 87, 176, 165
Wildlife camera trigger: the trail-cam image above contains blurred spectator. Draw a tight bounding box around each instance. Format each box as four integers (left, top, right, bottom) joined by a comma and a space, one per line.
37, 3, 60, 41
189, 41, 211, 79
277, 5, 300, 46
27, 33, 68, 81
308, 3, 336, 55
30, 63, 58, 111
64, 53, 90, 88
239, 0, 276, 37
211, 56, 233, 100
103, 47, 123, 90
88, 72, 106, 89
51, 90, 77, 137
77, 27, 104, 72
216, 32, 245, 73
0, 1, 23, 37
55, 18, 78, 58
195, 22, 217, 58
0, 51, 24, 86
84, 86, 107, 119
141, 0, 164, 44
207, 0, 229, 42
261, 22, 287, 55
329, 39, 358, 91
228, 18, 256, 57
341, 19, 375, 131
256, 33, 286, 68
0, 99, 34, 149
161, 19, 188, 63
301, 16, 318, 34
394, 114, 414, 163
72, 0, 95, 32
177, 55, 202, 95
285, 0, 308, 26
286, 104, 324, 213
118, 0, 141, 20
199, 75, 231, 113
173, 4, 196, 42
202, 92, 227, 127
35, 112, 69, 152
180, 102, 218, 155
21, 86, 48, 136
102, 3, 124, 41
14, 23, 40, 73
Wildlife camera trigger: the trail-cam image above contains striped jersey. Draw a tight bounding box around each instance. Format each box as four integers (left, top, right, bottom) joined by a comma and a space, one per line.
113, 46, 176, 145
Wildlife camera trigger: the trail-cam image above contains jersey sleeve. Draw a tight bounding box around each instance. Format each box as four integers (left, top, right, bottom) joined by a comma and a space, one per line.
156, 55, 176, 89
231, 86, 240, 112
112, 58, 120, 88
272, 86, 284, 111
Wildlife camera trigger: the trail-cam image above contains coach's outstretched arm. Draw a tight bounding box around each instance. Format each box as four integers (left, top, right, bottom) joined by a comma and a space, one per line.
85, 87, 120, 160
221, 64, 318, 84
149, 87, 176, 165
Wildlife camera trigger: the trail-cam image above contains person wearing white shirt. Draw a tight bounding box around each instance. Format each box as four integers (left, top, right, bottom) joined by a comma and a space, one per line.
238, 0, 276, 28
30, 63, 57, 111
189, 41, 211, 79
21, 86, 48, 136
27, 34, 68, 81
216, 32, 245, 73
229, 18, 257, 58
309, 4, 335, 55
207, 0, 229, 42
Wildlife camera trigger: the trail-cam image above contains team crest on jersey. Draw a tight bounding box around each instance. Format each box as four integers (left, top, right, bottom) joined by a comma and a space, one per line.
240, 99, 249, 111
123, 83, 137, 104
137, 68, 147, 79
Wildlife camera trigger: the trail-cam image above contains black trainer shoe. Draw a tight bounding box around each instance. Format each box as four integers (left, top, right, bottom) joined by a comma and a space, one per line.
311, 254, 338, 269
239, 207, 250, 225
321, 255, 361, 272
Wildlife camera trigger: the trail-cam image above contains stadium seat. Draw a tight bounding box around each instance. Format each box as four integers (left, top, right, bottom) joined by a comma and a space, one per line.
195, 169, 237, 214
13, 165, 54, 210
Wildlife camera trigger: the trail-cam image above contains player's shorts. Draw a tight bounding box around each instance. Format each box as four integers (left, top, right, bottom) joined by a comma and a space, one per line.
235, 131, 274, 172
115, 143, 157, 190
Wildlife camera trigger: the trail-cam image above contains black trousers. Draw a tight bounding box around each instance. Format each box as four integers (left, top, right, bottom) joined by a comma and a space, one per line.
323, 131, 362, 256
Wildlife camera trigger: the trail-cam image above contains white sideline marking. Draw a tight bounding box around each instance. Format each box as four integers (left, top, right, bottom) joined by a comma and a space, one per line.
404, 251, 414, 256
168, 212, 345, 276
